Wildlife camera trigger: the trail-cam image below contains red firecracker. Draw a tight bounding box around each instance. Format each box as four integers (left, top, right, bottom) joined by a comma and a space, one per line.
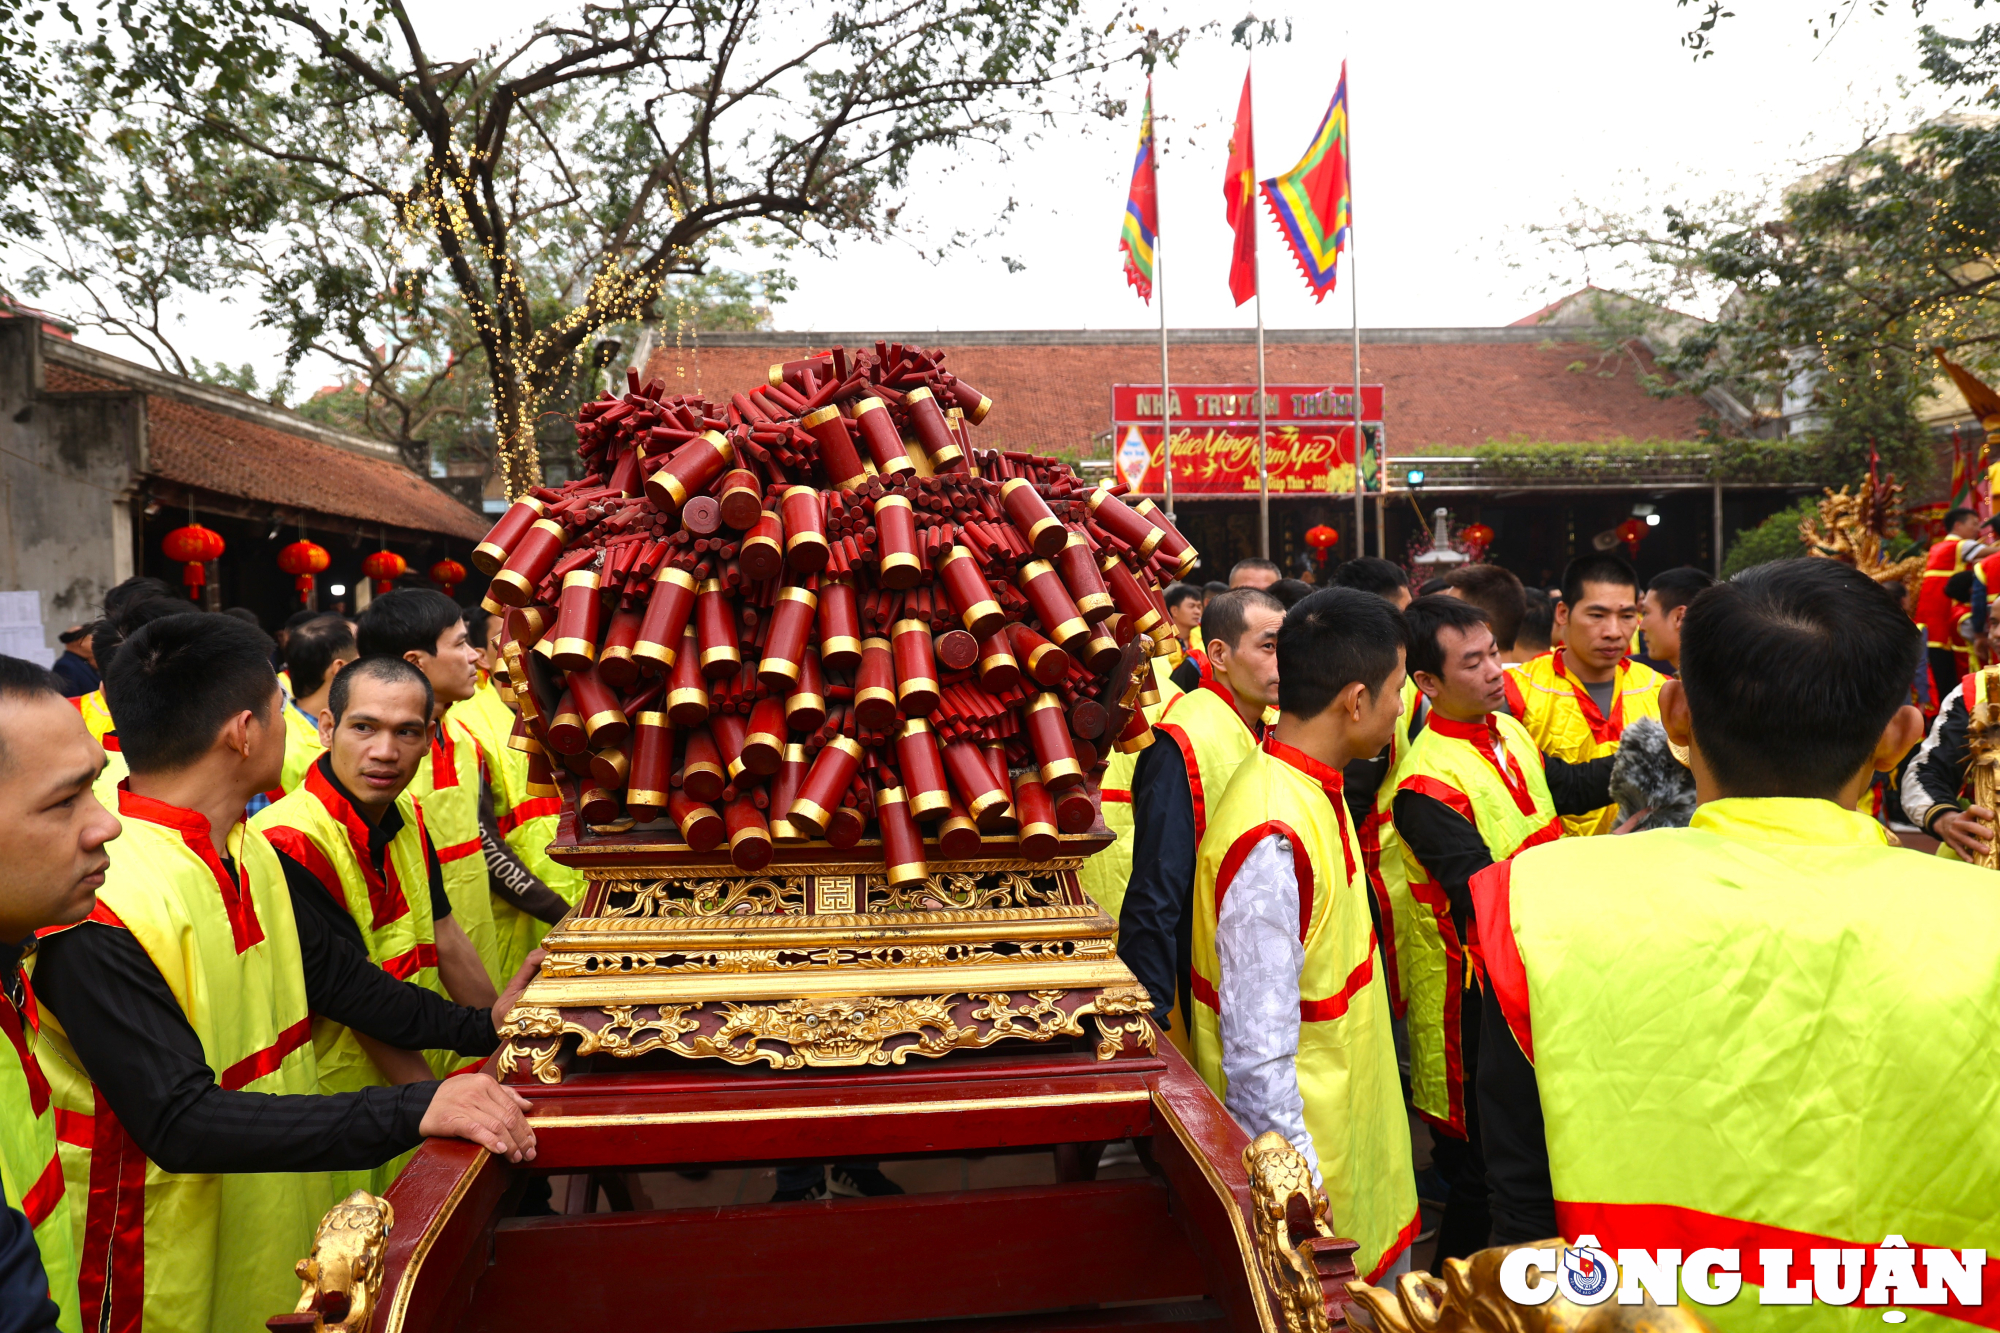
1615, 517, 1646, 557
429, 557, 466, 597
1461, 522, 1494, 555
1304, 524, 1340, 549
162, 524, 226, 598
277, 540, 331, 601
362, 549, 408, 594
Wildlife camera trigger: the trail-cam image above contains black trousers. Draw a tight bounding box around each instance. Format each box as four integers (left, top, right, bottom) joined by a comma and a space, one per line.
1931, 646, 1965, 708
1430, 982, 1490, 1263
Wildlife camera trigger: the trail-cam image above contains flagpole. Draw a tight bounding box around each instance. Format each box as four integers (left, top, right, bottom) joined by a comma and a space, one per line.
1350, 226, 1365, 562
1252, 61, 1270, 559
1158, 163, 1174, 531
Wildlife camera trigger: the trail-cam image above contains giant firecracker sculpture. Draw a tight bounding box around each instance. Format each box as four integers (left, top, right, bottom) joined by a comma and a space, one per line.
472, 345, 1201, 1080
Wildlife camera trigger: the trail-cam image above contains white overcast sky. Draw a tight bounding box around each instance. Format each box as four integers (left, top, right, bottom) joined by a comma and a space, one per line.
55, 0, 1977, 389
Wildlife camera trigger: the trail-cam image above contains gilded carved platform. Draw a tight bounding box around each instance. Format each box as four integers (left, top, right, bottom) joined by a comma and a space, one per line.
497, 837, 1155, 1081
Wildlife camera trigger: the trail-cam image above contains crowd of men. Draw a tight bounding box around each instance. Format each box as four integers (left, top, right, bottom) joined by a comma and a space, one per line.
0, 578, 583, 1332
1093, 548, 1995, 1301
0, 535, 1994, 1329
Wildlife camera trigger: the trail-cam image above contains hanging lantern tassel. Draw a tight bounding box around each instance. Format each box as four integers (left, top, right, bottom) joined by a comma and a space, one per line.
1615, 517, 1646, 557
162, 524, 226, 599
362, 549, 408, 594
278, 540, 331, 603
429, 557, 467, 598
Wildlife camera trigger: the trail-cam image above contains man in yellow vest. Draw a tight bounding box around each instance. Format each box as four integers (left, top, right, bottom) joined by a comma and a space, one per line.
1190, 587, 1419, 1284
358, 593, 569, 990
451, 607, 583, 982
1475, 559, 1996, 1326
0, 657, 122, 1332
257, 657, 500, 1080
1389, 595, 1614, 1263
29, 613, 540, 1333
275, 614, 357, 794
1118, 588, 1284, 1034
1503, 553, 1665, 835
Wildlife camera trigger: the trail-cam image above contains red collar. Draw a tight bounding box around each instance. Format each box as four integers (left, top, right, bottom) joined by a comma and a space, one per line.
115, 785, 265, 952
1201, 677, 1263, 738
1425, 712, 1496, 743
1551, 647, 1627, 742
1263, 734, 1346, 798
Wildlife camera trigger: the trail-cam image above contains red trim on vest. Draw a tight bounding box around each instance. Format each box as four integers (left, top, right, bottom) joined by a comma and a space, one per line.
500, 796, 562, 833
381, 941, 439, 981
1518, 815, 1563, 853
431, 725, 462, 790
113, 787, 264, 954
1399, 773, 1475, 822
1156, 680, 1259, 840
261, 825, 343, 908
1212, 820, 1315, 943
1407, 873, 1467, 1140
79, 1088, 145, 1333
435, 836, 481, 864
301, 764, 414, 932
1190, 969, 1221, 1013
0, 990, 49, 1118
55, 1108, 91, 1149
1355, 807, 1403, 1018
219, 1016, 311, 1092
1298, 930, 1377, 1023
1262, 736, 1358, 885
1100, 789, 1131, 803
1500, 671, 1526, 719
99, 731, 120, 753
1553, 1201, 1999, 1329
1425, 713, 1539, 816
1470, 860, 1532, 1061
20, 1153, 63, 1227
1552, 647, 1626, 747
1365, 1209, 1423, 1286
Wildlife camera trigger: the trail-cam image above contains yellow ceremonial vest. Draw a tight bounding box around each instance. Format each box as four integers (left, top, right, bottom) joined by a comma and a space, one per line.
1479, 798, 2000, 1331
409, 714, 500, 986
1358, 678, 1424, 1027
253, 765, 442, 1054
0, 968, 79, 1333
1190, 740, 1418, 1282
1504, 648, 1663, 836
34, 790, 335, 1333
453, 680, 581, 982
1079, 662, 1186, 926
1153, 680, 1264, 845
278, 697, 326, 794
73, 690, 113, 745
1390, 710, 1560, 1136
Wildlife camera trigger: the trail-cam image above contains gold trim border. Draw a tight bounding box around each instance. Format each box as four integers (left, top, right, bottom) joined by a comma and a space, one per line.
526, 1088, 1149, 1129
569, 852, 1097, 878
1150, 1091, 1281, 1333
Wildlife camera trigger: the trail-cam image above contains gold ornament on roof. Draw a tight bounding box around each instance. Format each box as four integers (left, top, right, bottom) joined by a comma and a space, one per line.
1799, 477, 1925, 597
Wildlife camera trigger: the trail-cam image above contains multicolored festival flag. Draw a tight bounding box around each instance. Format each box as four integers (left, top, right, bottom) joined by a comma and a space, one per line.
1223, 69, 1259, 307
1260, 63, 1352, 302
1118, 81, 1159, 303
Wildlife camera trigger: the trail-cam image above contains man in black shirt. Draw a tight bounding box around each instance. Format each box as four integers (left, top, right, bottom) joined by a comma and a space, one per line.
28, 613, 538, 1332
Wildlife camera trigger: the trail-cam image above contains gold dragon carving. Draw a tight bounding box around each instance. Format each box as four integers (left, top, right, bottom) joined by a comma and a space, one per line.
1799, 479, 1925, 599
1344, 1244, 1718, 1332
281, 1190, 395, 1333
592, 868, 1071, 920
1244, 1131, 1348, 1333
498, 985, 1156, 1080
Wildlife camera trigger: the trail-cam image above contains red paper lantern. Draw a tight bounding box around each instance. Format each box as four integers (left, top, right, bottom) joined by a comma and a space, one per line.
162, 524, 225, 598
429, 557, 467, 597
277, 540, 331, 601
362, 549, 408, 594
1304, 524, 1340, 549
1615, 517, 1647, 555
1461, 522, 1494, 551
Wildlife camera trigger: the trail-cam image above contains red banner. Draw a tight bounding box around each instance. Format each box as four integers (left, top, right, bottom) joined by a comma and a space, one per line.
1112, 421, 1381, 496
1111, 383, 1384, 425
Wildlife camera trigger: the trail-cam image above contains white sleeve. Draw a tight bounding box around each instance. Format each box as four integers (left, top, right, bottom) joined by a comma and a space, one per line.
1217, 831, 1318, 1184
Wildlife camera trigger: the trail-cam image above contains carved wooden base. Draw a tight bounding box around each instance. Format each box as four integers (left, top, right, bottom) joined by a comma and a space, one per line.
499, 853, 1154, 1082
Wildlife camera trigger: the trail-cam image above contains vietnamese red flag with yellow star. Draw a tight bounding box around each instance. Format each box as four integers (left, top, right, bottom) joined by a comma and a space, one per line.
1223, 69, 1258, 307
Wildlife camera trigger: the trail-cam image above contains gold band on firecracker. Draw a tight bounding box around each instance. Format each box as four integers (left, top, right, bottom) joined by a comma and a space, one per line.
851, 396, 913, 477
633, 567, 697, 672
552, 569, 604, 669
490, 518, 567, 606
649, 430, 736, 513
757, 584, 818, 688
1087, 483, 1165, 560
473, 496, 550, 575
1016, 560, 1090, 650
873, 493, 922, 589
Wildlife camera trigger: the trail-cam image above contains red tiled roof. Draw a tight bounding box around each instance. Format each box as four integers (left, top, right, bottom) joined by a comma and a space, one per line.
43, 362, 486, 539
642, 334, 1707, 459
